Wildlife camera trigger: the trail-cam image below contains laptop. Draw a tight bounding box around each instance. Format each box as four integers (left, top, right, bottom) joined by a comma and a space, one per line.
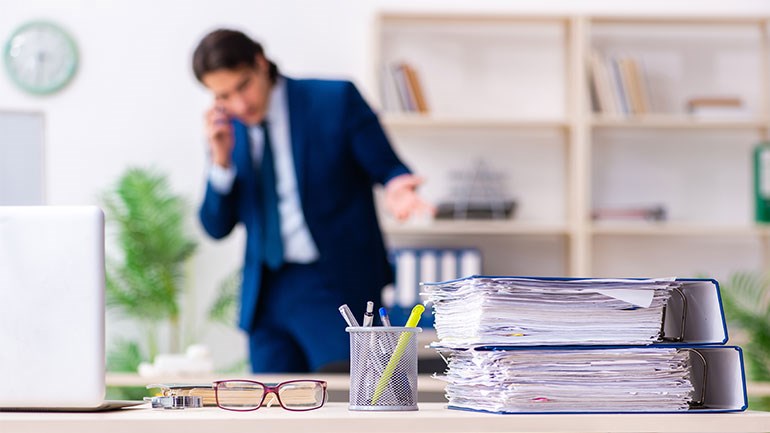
0, 206, 141, 411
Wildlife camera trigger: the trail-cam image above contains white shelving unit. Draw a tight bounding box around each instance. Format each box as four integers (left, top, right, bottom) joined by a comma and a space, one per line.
374, 13, 770, 279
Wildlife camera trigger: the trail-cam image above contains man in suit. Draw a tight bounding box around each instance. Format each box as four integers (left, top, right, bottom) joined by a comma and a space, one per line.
192, 29, 432, 372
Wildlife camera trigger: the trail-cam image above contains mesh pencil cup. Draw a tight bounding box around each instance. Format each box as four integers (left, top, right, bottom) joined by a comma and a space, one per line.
346, 326, 421, 411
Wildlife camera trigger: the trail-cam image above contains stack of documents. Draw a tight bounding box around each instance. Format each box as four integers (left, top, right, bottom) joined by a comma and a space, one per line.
421, 277, 680, 347
422, 276, 749, 413
437, 347, 695, 413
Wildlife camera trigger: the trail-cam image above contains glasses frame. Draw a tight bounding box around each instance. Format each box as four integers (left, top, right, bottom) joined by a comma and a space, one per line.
212, 379, 328, 412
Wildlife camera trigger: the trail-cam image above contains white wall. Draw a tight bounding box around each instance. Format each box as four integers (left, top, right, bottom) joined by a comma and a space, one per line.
3, 0, 770, 368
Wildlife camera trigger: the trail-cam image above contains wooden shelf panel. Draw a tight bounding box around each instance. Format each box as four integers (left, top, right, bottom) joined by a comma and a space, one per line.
591, 115, 770, 129
383, 220, 569, 236
591, 222, 770, 236
590, 16, 769, 26
381, 114, 570, 130
380, 13, 572, 26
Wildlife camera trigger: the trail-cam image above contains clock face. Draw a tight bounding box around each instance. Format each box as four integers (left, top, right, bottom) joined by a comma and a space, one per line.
3, 21, 78, 95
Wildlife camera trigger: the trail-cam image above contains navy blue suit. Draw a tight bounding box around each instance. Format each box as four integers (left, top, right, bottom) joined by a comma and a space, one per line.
199, 78, 409, 371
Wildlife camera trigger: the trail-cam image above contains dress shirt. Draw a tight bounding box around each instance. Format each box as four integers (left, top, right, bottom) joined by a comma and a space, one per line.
208, 77, 320, 263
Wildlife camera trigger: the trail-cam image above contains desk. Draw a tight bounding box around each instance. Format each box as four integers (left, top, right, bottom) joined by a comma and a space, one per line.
2, 403, 770, 433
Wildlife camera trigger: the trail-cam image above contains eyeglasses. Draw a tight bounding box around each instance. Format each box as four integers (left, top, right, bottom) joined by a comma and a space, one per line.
212, 379, 328, 412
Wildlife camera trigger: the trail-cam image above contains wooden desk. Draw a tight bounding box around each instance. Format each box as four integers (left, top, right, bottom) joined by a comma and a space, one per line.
2, 403, 770, 433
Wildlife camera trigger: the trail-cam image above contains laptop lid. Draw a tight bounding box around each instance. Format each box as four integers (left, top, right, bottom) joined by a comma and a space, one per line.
0, 206, 105, 408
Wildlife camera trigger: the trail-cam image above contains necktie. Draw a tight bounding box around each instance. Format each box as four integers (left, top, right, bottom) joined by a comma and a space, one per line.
260, 121, 283, 269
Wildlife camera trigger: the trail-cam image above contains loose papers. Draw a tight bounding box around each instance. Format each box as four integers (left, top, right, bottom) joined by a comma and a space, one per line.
437, 347, 694, 413
421, 277, 680, 347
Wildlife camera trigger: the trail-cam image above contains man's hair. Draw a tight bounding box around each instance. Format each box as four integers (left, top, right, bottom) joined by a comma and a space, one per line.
192, 29, 279, 83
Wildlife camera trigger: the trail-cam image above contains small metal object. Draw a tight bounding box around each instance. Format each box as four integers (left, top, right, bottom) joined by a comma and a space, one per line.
660, 286, 687, 342
683, 349, 708, 408
146, 395, 203, 410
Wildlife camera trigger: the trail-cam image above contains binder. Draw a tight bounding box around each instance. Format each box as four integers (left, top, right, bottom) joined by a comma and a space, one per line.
421, 276, 728, 346
389, 248, 481, 327
424, 276, 747, 414
440, 345, 747, 414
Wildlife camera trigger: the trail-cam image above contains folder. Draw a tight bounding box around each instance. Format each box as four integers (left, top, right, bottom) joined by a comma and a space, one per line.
389, 248, 481, 327
439, 345, 747, 414
421, 276, 728, 347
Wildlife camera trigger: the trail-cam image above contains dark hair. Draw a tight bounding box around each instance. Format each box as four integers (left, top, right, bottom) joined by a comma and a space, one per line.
192, 29, 279, 84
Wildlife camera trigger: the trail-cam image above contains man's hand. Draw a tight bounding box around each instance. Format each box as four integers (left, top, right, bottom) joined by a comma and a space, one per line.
384, 174, 436, 221
205, 105, 234, 168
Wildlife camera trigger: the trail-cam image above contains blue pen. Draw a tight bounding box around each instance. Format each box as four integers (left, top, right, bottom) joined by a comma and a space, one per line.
378, 307, 391, 327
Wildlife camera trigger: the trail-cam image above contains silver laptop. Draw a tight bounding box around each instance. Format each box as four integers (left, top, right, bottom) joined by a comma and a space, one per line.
0, 206, 140, 411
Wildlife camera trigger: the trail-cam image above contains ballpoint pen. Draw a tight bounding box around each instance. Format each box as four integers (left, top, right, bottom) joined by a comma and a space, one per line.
378, 307, 391, 327
338, 304, 360, 327
363, 301, 374, 327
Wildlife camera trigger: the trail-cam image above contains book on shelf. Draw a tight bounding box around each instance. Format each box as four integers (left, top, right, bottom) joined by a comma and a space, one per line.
380, 62, 429, 114
686, 96, 748, 118
590, 51, 652, 116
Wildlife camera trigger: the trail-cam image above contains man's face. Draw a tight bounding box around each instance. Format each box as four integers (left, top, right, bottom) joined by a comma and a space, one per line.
202, 55, 272, 126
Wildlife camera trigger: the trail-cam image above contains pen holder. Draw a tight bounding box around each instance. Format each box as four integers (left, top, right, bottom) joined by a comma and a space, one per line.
346, 326, 421, 411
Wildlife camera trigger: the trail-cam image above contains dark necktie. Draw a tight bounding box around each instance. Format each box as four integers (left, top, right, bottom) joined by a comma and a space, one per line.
260, 121, 283, 269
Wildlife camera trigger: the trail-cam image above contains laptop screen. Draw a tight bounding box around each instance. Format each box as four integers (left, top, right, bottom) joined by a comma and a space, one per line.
0, 206, 106, 408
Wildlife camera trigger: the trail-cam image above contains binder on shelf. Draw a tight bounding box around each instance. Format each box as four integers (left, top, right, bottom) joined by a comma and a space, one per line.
421, 276, 728, 347
438, 345, 747, 414
386, 248, 481, 327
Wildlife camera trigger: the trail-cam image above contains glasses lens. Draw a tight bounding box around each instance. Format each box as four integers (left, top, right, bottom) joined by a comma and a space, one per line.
216, 381, 265, 410
278, 381, 326, 410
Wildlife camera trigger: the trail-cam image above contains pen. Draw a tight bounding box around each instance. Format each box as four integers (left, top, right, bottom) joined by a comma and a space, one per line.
371, 304, 425, 404
363, 301, 374, 327
338, 304, 360, 327
378, 307, 391, 327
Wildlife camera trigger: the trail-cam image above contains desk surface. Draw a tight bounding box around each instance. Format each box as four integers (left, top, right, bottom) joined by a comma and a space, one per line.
2, 403, 770, 433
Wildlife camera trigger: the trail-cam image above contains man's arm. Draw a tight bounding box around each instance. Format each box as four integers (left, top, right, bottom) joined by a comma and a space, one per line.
343, 82, 434, 221
199, 106, 239, 238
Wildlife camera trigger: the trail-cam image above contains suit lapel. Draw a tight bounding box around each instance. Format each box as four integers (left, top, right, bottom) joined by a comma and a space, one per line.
286, 78, 308, 205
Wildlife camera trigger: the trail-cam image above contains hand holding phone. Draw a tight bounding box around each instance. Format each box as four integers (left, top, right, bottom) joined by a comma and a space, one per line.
205, 105, 234, 168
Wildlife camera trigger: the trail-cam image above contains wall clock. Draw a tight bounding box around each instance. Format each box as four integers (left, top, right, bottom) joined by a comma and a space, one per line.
3, 21, 79, 95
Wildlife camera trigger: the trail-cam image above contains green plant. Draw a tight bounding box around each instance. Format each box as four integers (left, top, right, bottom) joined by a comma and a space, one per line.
208, 268, 241, 326
101, 167, 198, 362
720, 272, 770, 382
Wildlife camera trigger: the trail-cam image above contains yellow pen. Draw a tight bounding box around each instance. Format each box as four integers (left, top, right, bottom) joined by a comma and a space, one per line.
370, 304, 424, 404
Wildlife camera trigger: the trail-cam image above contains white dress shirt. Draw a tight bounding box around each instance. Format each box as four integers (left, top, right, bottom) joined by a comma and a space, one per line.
208, 77, 320, 263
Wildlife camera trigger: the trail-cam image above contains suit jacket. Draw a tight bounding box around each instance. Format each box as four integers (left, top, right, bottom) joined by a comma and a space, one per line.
199, 78, 410, 331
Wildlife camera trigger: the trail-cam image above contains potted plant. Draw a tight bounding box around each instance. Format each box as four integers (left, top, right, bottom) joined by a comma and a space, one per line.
101, 167, 197, 370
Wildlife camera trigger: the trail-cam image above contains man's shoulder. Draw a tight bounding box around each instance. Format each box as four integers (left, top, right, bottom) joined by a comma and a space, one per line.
285, 77, 356, 96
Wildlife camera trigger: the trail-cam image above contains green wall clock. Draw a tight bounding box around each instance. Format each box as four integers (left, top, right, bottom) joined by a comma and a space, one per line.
3, 21, 79, 95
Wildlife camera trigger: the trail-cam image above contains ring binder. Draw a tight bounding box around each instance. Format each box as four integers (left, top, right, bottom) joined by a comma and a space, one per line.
660, 286, 686, 343
684, 348, 707, 408
423, 276, 746, 414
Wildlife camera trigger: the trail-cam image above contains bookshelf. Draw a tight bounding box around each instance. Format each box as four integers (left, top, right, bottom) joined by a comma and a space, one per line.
373, 13, 770, 279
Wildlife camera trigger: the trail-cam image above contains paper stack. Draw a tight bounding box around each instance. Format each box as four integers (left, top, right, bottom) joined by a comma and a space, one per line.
422, 277, 680, 347
421, 276, 747, 414
440, 347, 694, 413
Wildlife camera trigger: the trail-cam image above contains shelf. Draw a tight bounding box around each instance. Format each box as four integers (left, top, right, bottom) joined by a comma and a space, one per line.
383, 220, 569, 236
381, 114, 569, 130
379, 13, 571, 26
590, 15, 769, 26
591, 222, 770, 236
377, 12, 770, 276
591, 114, 770, 130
